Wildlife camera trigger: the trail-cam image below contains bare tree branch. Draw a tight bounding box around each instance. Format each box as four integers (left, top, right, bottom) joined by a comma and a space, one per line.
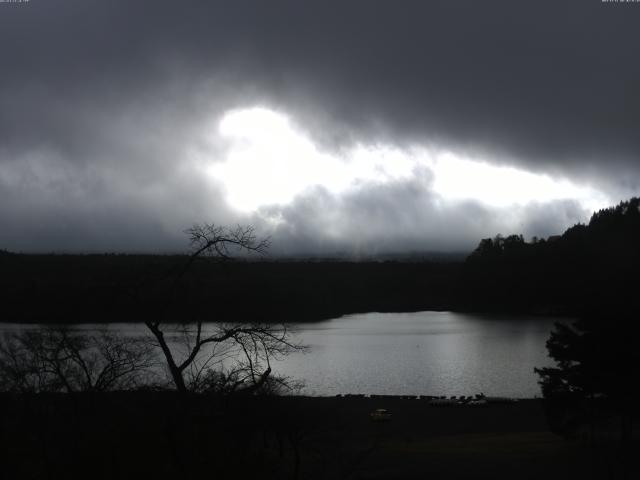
141, 223, 303, 395
0, 328, 157, 393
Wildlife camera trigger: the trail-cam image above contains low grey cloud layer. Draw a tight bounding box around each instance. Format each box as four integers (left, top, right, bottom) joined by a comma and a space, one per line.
255, 176, 592, 256
0, 0, 638, 253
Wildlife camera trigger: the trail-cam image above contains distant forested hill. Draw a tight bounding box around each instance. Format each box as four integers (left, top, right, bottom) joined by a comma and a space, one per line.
460, 197, 640, 315
2, 197, 639, 324
0, 254, 459, 324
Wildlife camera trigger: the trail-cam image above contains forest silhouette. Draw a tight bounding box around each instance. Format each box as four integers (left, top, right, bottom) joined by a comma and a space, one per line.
2, 197, 640, 324
461, 197, 640, 316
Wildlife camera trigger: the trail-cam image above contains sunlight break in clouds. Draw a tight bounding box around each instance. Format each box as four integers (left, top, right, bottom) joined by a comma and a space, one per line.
209, 108, 416, 211
207, 107, 609, 214
431, 153, 609, 212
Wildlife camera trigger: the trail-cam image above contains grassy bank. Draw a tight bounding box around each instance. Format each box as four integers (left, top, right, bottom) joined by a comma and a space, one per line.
2, 393, 632, 479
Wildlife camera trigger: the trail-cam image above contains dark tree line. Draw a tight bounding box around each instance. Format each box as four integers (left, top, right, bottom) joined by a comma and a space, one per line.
0, 254, 460, 325
461, 197, 640, 316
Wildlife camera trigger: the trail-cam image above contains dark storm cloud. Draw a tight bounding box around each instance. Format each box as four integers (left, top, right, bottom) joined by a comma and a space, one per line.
0, 0, 637, 252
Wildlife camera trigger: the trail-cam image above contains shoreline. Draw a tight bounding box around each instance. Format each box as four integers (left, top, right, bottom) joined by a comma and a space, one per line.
3, 392, 611, 479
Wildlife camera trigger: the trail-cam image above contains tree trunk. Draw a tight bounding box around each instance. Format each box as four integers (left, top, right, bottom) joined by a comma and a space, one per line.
146, 323, 187, 393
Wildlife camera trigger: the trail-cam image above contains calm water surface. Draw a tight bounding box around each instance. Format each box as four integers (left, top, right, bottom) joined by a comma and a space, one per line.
280, 311, 562, 398
1, 311, 563, 398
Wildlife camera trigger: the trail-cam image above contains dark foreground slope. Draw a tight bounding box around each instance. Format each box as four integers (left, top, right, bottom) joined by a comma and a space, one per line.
2, 393, 633, 480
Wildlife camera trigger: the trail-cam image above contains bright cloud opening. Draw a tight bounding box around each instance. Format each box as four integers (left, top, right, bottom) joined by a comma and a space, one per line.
430, 153, 608, 211
205, 107, 610, 214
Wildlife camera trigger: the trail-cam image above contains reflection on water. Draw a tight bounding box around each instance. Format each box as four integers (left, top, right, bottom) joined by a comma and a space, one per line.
0, 311, 565, 398
278, 311, 564, 398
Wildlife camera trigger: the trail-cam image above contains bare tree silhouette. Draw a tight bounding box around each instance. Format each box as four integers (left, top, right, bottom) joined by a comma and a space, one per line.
0, 327, 156, 392
144, 224, 303, 394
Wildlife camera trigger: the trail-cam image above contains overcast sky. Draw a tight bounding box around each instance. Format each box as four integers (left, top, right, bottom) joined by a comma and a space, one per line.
1, 0, 638, 255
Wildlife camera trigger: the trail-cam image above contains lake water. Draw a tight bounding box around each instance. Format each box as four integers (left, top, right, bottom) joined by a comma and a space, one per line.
0, 311, 563, 398
279, 311, 561, 398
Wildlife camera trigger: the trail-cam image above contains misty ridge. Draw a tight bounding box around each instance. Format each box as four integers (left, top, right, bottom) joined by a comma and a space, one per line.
2, 196, 640, 325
